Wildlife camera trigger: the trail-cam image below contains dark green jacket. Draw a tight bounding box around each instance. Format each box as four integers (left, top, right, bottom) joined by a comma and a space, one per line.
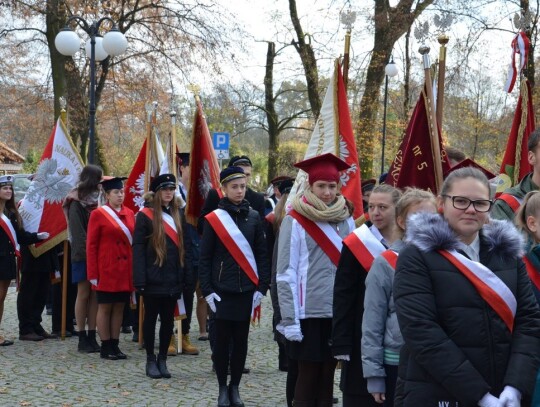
491, 173, 538, 221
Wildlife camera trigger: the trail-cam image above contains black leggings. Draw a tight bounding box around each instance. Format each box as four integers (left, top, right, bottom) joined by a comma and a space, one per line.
143, 296, 176, 356
214, 319, 250, 386
295, 359, 337, 405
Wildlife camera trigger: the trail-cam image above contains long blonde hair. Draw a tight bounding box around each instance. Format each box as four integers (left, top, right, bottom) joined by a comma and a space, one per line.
515, 191, 540, 242
150, 192, 184, 267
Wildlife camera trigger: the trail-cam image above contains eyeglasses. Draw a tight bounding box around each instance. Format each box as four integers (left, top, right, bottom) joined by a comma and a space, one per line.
441, 195, 493, 213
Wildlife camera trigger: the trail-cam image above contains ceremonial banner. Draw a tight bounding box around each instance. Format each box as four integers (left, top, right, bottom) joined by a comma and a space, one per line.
290, 60, 363, 218
185, 98, 221, 227
125, 133, 166, 213
386, 88, 450, 193
499, 79, 535, 188
19, 118, 83, 257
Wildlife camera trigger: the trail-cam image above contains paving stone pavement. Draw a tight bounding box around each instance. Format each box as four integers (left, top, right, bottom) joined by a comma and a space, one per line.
0, 287, 341, 406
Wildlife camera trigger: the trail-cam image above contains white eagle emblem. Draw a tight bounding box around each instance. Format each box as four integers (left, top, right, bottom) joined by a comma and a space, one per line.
25, 159, 73, 209
198, 160, 214, 199
130, 172, 146, 209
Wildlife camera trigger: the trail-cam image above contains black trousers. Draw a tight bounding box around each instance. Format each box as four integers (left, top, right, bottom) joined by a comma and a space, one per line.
17, 272, 50, 335
143, 296, 176, 356
214, 319, 250, 386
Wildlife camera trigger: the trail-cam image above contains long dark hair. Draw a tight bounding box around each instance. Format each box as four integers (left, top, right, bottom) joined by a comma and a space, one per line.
0, 184, 21, 226
77, 165, 103, 200
151, 193, 185, 268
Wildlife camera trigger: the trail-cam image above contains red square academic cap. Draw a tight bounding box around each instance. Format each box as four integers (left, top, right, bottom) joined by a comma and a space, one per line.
443, 158, 496, 180
294, 153, 350, 184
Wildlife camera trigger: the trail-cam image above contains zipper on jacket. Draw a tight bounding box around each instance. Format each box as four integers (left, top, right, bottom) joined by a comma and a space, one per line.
238, 266, 242, 292
484, 306, 496, 386
218, 261, 224, 282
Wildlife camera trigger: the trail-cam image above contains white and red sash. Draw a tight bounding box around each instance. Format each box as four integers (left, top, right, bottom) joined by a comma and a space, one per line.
380, 250, 399, 269
205, 209, 259, 285
0, 213, 20, 257
289, 210, 343, 266
439, 249, 517, 332
99, 205, 133, 245
523, 256, 540, 292
343, 224, 386, 272
140, 208, 179, 247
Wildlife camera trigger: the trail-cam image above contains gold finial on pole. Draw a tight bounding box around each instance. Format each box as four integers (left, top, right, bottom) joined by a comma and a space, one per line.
188, 83, 201, 103
59, 96, 67, 124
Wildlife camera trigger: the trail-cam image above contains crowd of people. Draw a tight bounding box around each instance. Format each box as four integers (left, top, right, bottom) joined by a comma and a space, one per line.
1, 138, 540, 407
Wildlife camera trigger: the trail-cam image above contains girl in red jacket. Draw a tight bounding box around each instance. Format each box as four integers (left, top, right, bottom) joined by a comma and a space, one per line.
87, 177, 135, 360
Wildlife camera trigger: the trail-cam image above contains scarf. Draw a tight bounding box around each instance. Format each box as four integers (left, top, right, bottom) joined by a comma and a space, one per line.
291, 187, 350, 223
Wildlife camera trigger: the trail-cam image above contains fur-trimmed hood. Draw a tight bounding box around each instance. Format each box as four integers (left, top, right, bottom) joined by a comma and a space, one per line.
405, 212, 524, 260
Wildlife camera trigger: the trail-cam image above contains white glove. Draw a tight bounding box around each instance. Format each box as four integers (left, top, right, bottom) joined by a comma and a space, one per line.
283, 324, 303, 342
205, 293, 221, 313
478, 393, 500, 407
498, 386, 521, 407
252, 291, 264, 308
37, 232, 50, 240
334, 355, 350, 361
89, 279, 98, 287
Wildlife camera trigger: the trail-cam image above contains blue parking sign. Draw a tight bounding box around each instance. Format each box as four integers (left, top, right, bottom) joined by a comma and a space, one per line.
212, 132, 230, 150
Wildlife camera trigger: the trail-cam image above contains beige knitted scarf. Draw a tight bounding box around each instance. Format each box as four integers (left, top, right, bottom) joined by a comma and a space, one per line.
291, 187, 350, 223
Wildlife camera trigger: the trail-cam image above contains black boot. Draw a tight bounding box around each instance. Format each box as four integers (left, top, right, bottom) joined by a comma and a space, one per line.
87, 330, 101, 353
218, 385, 230, 407
157, 354, 171, 378
77, 331, 94, 353
100, 340, 118, 360
111, 339, 127, 359
229, 384, 244, 407
145, 354, 162, 379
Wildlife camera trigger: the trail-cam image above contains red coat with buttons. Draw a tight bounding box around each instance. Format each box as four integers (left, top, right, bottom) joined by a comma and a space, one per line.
86, 204, 135, 292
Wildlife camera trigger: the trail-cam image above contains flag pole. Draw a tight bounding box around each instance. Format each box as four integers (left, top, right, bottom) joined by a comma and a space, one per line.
420, 45, 444, 192
59, 99, 68, 341
139, 104, 153, 349
170, 109, 178, 179
339, 8, 356, 91
436, 35, 449, 128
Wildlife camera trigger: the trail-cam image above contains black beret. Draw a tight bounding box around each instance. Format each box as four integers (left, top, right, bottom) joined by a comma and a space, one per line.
220, 166, 246, 185
150, 173, 176, 192
228, 155, 252, 167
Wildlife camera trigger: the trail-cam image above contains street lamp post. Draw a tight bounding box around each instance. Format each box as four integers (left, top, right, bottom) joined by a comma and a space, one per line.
55, 17, 128, 164
381, 58, 398, 177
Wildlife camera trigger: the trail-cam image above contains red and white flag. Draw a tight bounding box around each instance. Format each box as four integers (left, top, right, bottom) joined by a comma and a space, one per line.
185, 98, 221, 227
19, 118, 84, 257
290, 60, 364, 218
124, 133, 166, 213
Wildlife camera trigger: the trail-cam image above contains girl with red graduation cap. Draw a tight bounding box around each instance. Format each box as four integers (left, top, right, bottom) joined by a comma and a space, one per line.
276, 153, 355, 407
86, 176, 135, 360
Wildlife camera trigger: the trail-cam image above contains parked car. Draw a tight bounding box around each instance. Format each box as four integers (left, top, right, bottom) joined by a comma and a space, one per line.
12, 174, 32, 204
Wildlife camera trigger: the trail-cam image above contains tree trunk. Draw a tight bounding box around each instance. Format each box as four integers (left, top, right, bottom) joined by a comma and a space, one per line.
265, 42, 279, 184
288, 0, 320, 118
45, 0, 67, 125
356, 0, 435, 179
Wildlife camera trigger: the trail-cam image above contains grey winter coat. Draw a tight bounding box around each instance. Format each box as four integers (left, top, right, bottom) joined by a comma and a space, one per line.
361, 239, 405, 394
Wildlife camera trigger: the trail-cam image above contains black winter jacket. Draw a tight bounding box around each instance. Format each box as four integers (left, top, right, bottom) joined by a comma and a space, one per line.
198, 187, 265, 234
0, 211, 40, 279
132, 197, 192, 298
331, 242, 373, 398
199, 198, 269, 297
394, 212, 540, 407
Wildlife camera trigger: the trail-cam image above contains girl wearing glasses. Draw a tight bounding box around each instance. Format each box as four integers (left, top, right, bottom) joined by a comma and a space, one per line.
393, 167, 540, 407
